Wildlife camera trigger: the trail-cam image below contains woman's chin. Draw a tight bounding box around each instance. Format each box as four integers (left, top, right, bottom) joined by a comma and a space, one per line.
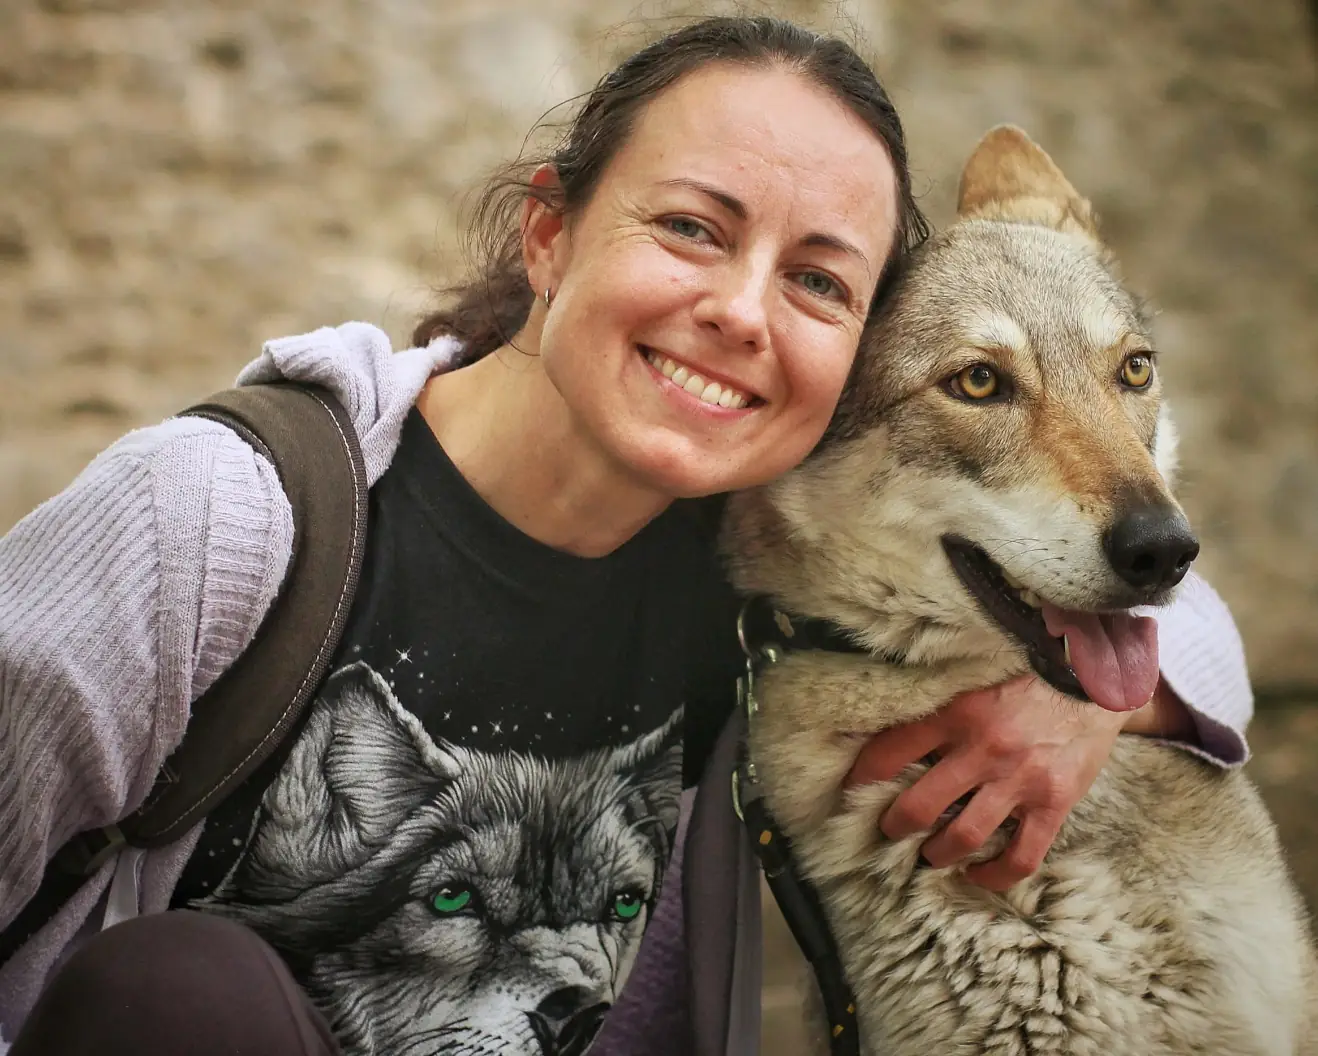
617, 437, 775, 501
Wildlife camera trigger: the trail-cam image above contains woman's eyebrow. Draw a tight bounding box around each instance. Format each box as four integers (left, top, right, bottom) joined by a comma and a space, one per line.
659, 177, 871, 271
800, 231, 871, 273
660, 177, 748, 219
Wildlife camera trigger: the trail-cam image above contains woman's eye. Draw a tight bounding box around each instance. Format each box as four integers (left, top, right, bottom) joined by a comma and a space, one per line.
797, 271, 842, 299
665, 217, 712, 242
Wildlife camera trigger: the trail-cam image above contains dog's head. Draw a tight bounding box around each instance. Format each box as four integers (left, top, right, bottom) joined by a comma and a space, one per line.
201, 662, 682, 1056
723, 126, 1196, 714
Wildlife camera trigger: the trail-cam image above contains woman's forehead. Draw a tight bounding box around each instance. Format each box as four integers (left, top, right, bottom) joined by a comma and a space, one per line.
608, 64, 896, 251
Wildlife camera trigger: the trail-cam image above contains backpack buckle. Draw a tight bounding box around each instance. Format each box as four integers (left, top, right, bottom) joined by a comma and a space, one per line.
52, 825, 127, 877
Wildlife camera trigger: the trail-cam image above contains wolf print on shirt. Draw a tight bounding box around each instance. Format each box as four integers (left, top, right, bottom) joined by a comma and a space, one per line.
195, 662, 683, 1056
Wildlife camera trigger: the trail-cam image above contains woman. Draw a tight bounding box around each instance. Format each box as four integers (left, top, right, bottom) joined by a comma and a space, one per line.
0, 15, 1249, 1056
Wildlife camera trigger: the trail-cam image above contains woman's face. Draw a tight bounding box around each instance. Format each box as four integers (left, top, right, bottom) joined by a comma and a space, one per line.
525, 62, 900, 498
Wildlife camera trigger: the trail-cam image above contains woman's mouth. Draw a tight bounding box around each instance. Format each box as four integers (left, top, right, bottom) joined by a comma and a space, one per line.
639, 346, 758, 409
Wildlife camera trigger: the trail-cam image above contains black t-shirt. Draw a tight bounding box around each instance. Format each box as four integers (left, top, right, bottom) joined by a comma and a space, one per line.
173, 408, 744, 1056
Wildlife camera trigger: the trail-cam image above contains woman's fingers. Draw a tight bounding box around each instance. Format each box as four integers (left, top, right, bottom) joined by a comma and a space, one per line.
879, 750, 980, 842
845, 719, 945, 789
964, 809, 1065, 891
918, 784, 1017, 869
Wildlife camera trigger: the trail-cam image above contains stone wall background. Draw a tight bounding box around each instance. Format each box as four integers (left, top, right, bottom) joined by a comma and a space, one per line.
1, 0, 1315, 686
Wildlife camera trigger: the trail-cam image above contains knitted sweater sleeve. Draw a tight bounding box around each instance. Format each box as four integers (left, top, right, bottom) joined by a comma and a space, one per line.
0, 417, 293, 931
1155, 569, 1254, 768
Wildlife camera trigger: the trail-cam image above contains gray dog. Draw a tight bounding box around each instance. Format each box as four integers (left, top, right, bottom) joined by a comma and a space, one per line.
722, 126, 1318, 1055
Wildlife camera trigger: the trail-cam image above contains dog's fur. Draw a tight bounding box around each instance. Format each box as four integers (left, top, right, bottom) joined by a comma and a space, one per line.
722, 126, 1318, 1055
196, 662, 681, 1056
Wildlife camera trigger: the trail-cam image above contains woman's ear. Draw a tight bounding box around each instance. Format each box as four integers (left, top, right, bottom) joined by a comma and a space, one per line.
521, 164, 568, 300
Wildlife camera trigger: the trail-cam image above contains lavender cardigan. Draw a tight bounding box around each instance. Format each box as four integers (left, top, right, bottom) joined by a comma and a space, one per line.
0, 323, 1255, 1051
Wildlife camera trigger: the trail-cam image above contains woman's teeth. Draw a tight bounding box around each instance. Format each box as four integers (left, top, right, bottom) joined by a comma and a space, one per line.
644, 349, 751, 409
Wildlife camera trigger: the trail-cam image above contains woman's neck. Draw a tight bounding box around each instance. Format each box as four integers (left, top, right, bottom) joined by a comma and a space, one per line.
417, 344, 671, 558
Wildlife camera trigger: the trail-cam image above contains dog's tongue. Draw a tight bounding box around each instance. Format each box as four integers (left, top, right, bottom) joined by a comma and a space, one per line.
1040, 604, 1159, 712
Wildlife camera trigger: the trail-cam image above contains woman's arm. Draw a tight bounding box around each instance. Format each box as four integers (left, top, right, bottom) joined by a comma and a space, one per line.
850, 570, 1253, 890
0, 418, 292, 931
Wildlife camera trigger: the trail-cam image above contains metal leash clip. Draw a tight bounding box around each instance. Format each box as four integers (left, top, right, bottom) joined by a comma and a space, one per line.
732, 599, 784, 819
731, 597, 861, 1056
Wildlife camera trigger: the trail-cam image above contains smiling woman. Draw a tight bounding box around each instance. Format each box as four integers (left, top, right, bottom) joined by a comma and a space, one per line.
416, 49, 923, 554
419, 61, 899, 548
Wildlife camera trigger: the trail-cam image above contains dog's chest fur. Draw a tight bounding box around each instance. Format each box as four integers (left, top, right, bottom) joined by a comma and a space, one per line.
748, 654, 1313, 1056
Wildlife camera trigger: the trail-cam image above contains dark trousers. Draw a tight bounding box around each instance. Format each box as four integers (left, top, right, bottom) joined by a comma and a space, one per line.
10, 911, 339, 1055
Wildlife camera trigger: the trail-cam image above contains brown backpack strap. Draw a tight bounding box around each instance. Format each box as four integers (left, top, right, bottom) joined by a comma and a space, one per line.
129, 382, 368, 847
1, 382, 369, 966
64, 382, 369, 866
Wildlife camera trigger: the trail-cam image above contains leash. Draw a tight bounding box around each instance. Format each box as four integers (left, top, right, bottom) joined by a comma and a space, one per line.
731, 595, 874, 1056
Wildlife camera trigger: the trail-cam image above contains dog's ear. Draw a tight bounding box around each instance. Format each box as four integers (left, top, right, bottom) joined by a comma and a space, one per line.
957, 125, 1100, 241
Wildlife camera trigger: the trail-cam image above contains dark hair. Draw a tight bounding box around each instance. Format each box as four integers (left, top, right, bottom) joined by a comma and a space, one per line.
413, 15, 930, 356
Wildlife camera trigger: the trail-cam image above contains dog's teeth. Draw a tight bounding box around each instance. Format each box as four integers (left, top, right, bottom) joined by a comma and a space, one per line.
1019, 589, 1043, 608
1063, 634, 1072, 667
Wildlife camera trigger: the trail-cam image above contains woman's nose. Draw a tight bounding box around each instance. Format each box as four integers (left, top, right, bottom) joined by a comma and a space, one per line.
693, 261, 772, 353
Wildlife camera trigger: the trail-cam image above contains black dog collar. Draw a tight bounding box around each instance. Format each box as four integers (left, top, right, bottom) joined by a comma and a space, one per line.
736, 594, 873, 661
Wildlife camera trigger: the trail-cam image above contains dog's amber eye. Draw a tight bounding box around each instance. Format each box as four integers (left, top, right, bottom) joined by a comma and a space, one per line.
953, 364, 1000, 400
1120, 353, 1154, 389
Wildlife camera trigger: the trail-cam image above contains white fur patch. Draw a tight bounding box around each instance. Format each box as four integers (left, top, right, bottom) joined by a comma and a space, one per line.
965, 308, 1028, 353
1153, 405, 1179, 487
1077, 296, 1128, 352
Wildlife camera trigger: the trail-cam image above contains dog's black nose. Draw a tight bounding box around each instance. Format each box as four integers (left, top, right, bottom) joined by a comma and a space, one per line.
528, 988, 610, 1056
1104, 504, 1199, 592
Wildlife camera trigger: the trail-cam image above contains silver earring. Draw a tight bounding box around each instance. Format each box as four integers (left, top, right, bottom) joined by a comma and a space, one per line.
544, 287, 553, 308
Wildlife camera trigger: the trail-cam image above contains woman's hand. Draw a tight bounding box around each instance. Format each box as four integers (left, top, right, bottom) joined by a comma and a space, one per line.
846, 676, 1195, 892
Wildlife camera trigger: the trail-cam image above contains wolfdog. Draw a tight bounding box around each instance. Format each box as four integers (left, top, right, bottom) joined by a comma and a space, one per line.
722, 126, 1317, 1055
196, 662, 681, 1056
